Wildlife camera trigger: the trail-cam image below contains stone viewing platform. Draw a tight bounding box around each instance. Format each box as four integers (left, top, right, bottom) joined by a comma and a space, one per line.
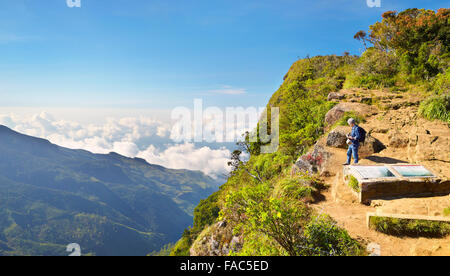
344, 164, 450, 204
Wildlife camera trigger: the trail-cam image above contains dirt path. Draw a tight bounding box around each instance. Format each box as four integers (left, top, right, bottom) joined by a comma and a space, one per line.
315, 191, 450, 256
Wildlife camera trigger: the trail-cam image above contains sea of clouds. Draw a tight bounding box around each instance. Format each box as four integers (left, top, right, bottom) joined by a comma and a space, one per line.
0, 111, 233, 178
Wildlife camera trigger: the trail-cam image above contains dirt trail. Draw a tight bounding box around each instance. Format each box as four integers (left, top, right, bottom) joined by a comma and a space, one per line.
311, 89, 450, 256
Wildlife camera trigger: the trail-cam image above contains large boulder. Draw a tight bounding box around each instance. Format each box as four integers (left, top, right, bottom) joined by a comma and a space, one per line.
325, 102, 378, 127
388, 132, 409, 148
326, 126, 386, 157
292, 145, 333, 176
327, 92, 345, 101
360, 136, 387, 157
326, 126, 350, 149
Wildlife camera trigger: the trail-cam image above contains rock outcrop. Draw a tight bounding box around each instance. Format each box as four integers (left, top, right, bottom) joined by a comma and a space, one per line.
292, 144, 333, 177
326, 126, 349, 149
388, 131, 410, 148
190, 221, 243, 256
325, 102, 378, 127
327, 92, 345, 101
326, 126, 386, 157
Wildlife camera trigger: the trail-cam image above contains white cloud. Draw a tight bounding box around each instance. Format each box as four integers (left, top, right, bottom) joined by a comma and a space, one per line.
0, 111, 231, 177
138, 143, 231, 177
113, 141, 140, 157
209, 85, 247, 95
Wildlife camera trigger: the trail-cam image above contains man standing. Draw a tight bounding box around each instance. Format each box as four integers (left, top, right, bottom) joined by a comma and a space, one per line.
344, 118, 361, 165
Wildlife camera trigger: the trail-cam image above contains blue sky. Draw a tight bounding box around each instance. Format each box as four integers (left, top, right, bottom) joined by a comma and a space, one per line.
0, 0, 448, 110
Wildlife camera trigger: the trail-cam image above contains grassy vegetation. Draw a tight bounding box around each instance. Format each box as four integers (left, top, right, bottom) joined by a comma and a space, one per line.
418, 94, 450, 124
169, 232, 192, 256
369, 216, 450, 237
148, 243, 174, 256
278, 178, 315, 202
334, 111, 366, 127
348, 175, 360, 193
271, 55, 355, 159
443, 207, 450, 217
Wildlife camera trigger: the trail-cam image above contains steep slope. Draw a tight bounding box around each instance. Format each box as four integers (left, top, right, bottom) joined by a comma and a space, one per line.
171, 8, 449, 256
0, 125, 221, 256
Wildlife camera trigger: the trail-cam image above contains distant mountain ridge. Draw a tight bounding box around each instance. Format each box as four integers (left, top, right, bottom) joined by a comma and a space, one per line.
0, 125, 222, 256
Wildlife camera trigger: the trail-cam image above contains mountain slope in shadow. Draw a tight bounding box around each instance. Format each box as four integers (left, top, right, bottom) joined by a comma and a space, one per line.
0, 125, 222, 256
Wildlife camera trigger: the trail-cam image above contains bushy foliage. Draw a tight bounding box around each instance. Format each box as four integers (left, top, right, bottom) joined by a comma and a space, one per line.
148, 243, 174, 256
222, 182, 363, 256
193, 192, 221, 232
252, 152, 293, 181
370, 216, 450, 237
335, 111, 366, 127
169, 235, 192, 256
431, 68, 450, 94
444, 207, 450, 217
302, 215, 365, 256
231, 231, 288, 256
351, 8, 449, 88
270, 55, 357, 158
369, 9, 449, 55
278, 178, 315, 202
345, 48, 398, 88
348, 175, 360, 193
280, 96, 335, 158
418, 94, 450, 123
170, 191, 221, 256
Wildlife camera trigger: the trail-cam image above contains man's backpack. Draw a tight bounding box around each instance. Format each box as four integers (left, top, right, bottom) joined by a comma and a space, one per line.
358, 126, 367, 144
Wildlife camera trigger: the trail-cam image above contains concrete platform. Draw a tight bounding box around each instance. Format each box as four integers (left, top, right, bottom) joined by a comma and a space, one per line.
343, 164, 450, 204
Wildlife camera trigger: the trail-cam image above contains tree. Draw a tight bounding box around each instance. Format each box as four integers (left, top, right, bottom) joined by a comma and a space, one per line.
354, 30, 368, 50
227, 150, 243, 172
369, 8, 449, 56
362, 8, 449, 80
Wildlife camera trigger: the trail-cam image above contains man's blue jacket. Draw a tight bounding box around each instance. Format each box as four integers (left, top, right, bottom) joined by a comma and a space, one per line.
350, 125, 361, 147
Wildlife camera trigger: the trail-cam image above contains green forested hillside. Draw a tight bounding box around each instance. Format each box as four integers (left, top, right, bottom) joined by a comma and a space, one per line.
171, 8, 449, 256
0, 125, 221, 256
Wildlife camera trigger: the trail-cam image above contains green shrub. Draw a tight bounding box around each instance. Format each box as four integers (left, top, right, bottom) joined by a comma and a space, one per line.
369, 216, 450, 237
252, 152, 293, 180
169, 236, 191, 256
148, 243, 174, 256
432, 68, 450, 95
279, 178, 315, 202
193, 192, 220, 232
269, 55, 357, 158
231, 232, 288, 256
335, 111, 366, 127
345, 48, 398, 89
303, 215, 366, 256
418, 94, 450, 123
222, 183, 363, 256
170, 191, 221, 256
368, 9, 449, 81
279, 97, 335, 158
444, 207, 450, 217
348, 175, 360, 193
